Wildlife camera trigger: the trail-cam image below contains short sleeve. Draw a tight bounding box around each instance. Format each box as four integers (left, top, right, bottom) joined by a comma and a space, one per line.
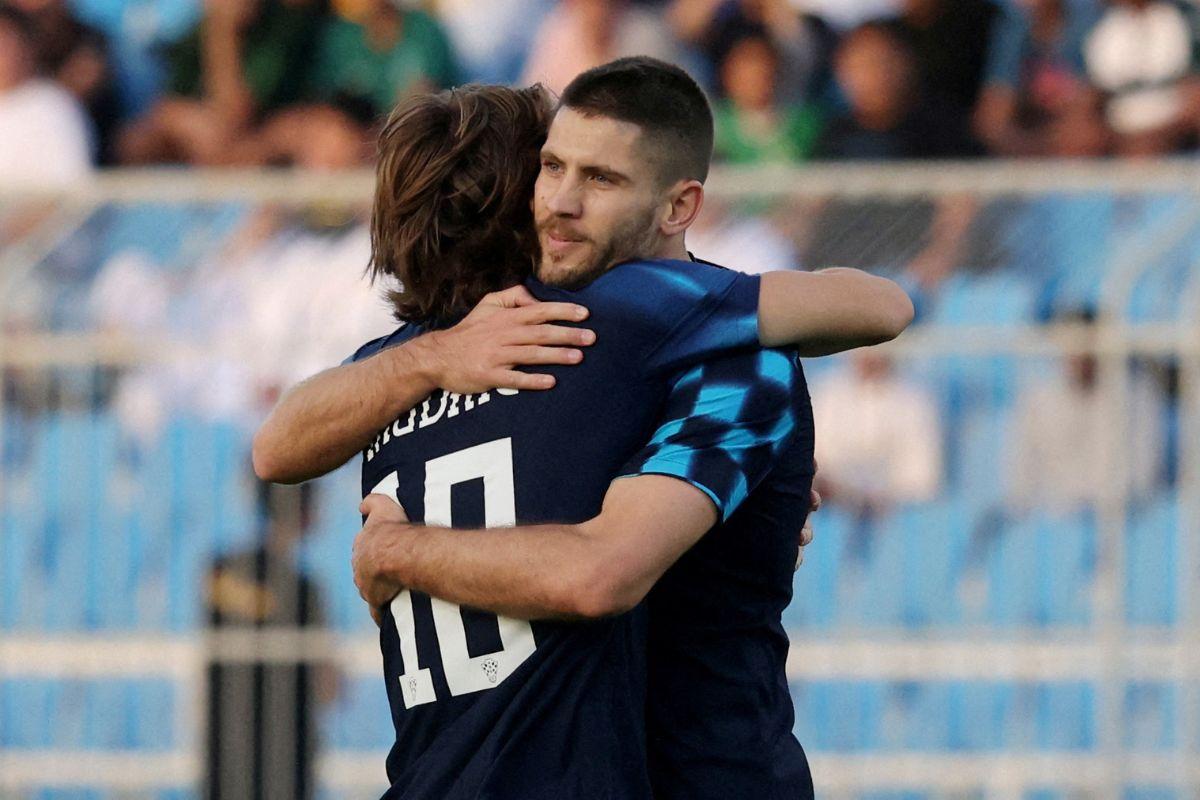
538, 258, 760, 377
343, 323, 419, 365
618, 349, 800, 521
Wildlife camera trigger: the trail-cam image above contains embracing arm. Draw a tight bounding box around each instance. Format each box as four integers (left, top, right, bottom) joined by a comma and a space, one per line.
252, 287, 594, 484
353, 476, 717, 621
757, 268, 914, 356
252, 341, 440, 484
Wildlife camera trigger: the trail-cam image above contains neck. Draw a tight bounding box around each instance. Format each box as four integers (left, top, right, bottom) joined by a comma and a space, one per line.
654, 236, 689, 261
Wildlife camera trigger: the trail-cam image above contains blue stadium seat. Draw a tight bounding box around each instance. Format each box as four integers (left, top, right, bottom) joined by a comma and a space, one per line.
1126, 496, 1179, 626
1032, 513, 1095, 627
324, 677, 394, 750
951, 406, 1014, 509
946, 682, 1010, 751
1123, 682, 1177, 751
785, 504, 851, 631
792, 680, 886, 752
1033, 682, 1095, 749
984, 511, 1095, 628
1123, 788, 1181, 800
930, 272, 1035, 326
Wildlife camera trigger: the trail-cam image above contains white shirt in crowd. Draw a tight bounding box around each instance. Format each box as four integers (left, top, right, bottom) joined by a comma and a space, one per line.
1008, 370, 1163, 513
1085, 0, 1199, 135
687, 206, 799, 275
0, 78, 93, 187
812, 358, 943, 504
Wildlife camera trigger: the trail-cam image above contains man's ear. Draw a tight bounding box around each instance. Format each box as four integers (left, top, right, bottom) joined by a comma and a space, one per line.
659, 179, 705, 238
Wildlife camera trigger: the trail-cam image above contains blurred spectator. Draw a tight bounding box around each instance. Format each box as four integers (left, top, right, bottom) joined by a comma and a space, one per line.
205, 479, 337, 800
0, 6, 94, 185
5, 0, 121, 163
521, 0, 686, 94
712, 33, 824, 164
817, 22, 980, 159
667, 0, 837, 101
229, 98, 376, 168
975, 0, 1108, 157
90, 207, 394, 443
436, 0, 553, 84
117, 0, 324, 165
800, 0, 900, 31
306, 0, 458, 117
812, 350, 943, 515
1008, 310, 1164, 513
1083, 0, 1200, 156
884, 0, 1001, 116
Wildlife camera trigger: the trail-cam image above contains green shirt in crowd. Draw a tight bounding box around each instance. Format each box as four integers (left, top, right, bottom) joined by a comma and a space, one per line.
308, 10, 459, 116
713, 102, 825, 165
168, 2, 324, 113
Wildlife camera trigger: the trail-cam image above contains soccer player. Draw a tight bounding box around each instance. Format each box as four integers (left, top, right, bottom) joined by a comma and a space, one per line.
255, 61, 912, 799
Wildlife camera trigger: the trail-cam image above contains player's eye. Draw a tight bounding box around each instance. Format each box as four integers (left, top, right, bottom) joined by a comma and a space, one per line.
541, 160, 561, 174
590, 173, 611, 185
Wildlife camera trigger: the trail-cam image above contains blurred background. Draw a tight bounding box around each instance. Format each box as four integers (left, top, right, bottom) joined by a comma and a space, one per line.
1, 0, 1199, 797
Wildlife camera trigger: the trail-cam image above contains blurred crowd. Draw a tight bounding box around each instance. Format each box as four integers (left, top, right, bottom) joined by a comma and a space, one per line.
3, 0, 1200, 187
1, 0, 1189, 527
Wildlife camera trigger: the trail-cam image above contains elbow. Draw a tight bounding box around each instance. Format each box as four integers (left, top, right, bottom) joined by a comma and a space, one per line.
887, 286, 916, 339
874, 281, 915, 343
564, 562, 646, 620
251, 427, 295, 484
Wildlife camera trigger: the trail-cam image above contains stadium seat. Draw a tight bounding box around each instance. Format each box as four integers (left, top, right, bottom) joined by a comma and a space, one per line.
1123, 682, 1176, 751
324, 677, 395, 750
785, 504, 851, 631
1126, 496, 1180, 626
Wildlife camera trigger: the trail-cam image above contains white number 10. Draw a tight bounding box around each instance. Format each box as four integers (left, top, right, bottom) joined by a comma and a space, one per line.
369, 438, 537, 709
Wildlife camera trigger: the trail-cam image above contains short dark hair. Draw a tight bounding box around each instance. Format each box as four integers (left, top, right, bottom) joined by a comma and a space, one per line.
370, 84, 553, 325
560, 56, 714, 185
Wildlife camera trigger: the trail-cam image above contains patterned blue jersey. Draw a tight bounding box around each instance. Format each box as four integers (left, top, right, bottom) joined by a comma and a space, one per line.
626, 355, 817, 800
350, 259, 765, 800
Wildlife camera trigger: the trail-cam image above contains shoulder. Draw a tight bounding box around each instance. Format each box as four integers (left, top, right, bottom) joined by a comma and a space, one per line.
347, 322, 420, 364
530, 258, 745, 312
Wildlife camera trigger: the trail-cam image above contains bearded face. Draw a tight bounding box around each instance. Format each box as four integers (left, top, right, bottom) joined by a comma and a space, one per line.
532, 108, 667, 289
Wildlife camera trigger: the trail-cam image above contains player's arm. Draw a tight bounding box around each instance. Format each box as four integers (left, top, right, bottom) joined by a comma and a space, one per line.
354, 350, 801, 621
252, 287, 595, 484
353, 475, 717, 621
756, 269, 914, 356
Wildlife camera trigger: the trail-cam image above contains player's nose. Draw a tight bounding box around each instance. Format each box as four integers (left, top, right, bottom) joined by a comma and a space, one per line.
545, 178, 583, 218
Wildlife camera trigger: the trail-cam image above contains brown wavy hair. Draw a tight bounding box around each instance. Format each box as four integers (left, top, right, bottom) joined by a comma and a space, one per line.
369, 84, 553, 325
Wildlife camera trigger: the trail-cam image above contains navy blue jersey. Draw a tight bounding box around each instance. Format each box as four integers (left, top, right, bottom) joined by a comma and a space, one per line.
625, 356, 817, 800
350, 259, 763, 800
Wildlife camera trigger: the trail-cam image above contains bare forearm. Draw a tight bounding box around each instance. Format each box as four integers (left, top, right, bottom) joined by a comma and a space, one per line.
758, 268, 914, 354
253, 339, 438, 483
378, 522, 597, 620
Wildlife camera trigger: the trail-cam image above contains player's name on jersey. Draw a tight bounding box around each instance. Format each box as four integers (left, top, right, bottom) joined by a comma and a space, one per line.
365, 387, 520, 462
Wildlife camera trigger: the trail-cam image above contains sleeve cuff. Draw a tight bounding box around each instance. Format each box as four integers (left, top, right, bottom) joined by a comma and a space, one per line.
616, 459, 728, 521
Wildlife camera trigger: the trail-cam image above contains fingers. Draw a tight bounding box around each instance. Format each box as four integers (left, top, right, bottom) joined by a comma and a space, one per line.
484, 285, 540, 308
509, 323, 596, 348
493, 370, 556, 391
810, 488, 822, 513
512, 302, 589, 325
799, 519, 814, 548
359, 492, 404, 517
505, 345, 584, 367
370, 605, 384, 627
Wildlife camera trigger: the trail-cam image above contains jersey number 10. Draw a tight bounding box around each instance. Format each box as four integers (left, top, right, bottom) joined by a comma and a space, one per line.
369, 438, 537, 709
